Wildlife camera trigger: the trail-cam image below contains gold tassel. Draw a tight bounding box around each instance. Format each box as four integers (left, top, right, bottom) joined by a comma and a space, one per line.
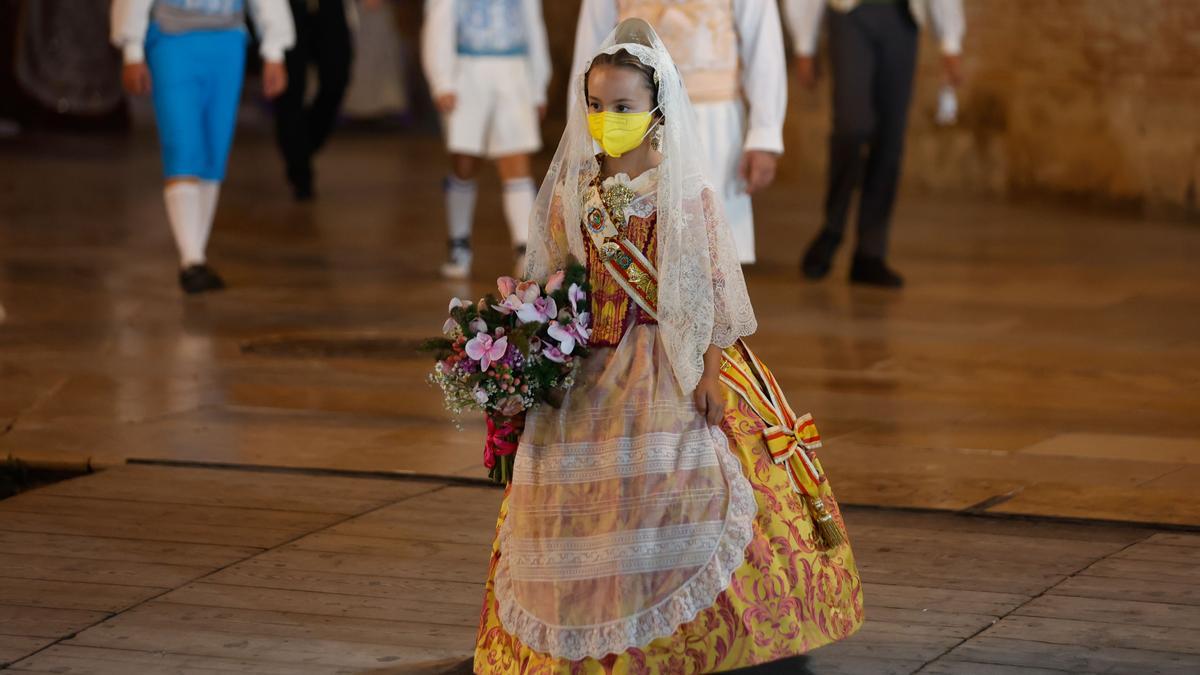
807, 496, 846, 549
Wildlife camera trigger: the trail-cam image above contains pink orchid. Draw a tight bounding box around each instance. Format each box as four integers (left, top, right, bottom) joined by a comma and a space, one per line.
547, 317, 589, 355
468, 317, 488, 336
465, 334, 508, 371
492, 294, 524, 315
568, 283, 586, 314
542, 344, 566, 363
442, 317, 460, 336
516, 296, 557, 325
449, 297, 468, 312
497, 276, 518, 298
545, 270, 566, 293
575, 312, 592, 343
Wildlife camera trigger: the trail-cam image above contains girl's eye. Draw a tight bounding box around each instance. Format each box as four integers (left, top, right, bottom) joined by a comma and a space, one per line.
616, 105, 629, 113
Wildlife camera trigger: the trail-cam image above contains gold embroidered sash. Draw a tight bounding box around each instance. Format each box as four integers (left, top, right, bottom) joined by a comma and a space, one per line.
582, 184, 660, 321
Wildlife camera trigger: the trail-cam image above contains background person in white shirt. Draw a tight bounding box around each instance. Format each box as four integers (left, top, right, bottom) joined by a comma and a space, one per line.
421, 0, 551, 279
571, 0, 789, 265
786, 0, 964, 288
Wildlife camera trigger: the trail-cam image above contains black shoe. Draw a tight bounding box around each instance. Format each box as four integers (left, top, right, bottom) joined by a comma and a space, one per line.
801, 230, 842, 279
291, 180, 314, 202
179, 264, 226, 294
849, 254, 904, 288
288, 167, 314, 202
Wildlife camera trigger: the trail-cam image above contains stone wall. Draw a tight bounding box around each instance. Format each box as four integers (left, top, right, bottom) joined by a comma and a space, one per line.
540, 1, 1200, 219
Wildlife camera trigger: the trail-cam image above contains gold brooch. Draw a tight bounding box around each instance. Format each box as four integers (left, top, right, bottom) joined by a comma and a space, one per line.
602, 183, 636, 231
599, 240, 622, 261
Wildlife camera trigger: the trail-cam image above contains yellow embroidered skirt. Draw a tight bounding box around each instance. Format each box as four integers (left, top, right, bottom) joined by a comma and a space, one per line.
474, 343, 864, 673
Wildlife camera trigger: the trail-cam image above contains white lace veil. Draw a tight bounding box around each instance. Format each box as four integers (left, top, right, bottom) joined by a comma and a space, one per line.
526, 18, 757, 393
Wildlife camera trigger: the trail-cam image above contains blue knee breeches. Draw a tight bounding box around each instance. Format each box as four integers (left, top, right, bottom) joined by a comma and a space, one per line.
146, 23, 247, 181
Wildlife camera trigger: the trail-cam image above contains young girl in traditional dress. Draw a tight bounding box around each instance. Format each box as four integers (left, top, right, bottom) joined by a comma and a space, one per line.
474, 19, 863, 673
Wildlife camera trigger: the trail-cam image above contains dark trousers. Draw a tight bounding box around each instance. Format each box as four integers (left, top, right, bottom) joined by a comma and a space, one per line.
274, 0, 352, 189
822, 2, 918, 259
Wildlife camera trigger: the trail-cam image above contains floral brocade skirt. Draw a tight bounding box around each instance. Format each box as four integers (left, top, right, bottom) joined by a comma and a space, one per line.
474, 328, 864, 674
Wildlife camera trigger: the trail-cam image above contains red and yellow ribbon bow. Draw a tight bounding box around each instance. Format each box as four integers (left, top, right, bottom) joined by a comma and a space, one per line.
720, 341, 846, 549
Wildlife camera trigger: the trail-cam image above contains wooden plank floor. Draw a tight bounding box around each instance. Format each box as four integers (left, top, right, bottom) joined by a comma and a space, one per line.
3, 465, 1199, 674
2, 129, 1199, 527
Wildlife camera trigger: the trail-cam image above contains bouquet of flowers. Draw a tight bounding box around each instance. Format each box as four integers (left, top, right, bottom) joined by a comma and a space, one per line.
423, 262, 591, 483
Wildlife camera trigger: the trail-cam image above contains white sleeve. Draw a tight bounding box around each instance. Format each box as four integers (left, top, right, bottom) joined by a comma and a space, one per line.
734, 0, 787, 153
110, 0, 155, 64
927, 0, 965, 55
569, 0, 619, 107
781, 0, 826, 56
524, 0, 552, 106
421, 0, 459, 97
247, 0, 296, 62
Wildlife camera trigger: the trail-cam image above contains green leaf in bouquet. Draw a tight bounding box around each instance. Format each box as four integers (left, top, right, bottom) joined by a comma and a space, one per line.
417, 338, 456, 359
508, 331, 531, 355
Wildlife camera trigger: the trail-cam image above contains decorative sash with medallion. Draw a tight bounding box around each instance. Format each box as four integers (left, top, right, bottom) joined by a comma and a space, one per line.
582, 182, 660, 321
582, 182, 846, 549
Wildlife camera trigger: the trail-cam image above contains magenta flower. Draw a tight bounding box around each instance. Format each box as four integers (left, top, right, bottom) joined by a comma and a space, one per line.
465, 334, 508, 371
543, 344, 566, 363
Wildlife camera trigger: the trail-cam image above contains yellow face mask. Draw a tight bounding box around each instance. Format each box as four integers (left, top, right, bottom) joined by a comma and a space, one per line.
587, 107, 660, 158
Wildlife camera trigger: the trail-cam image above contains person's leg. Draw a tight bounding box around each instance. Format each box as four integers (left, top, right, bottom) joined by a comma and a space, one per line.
802, 9, 876, 279
441, 154, 480, 279
190, 29, 247, 290
197, 179, 220, 247
850, 4, 918, 287
307, 0, 352, 154
441, 58, 490, 279
147, 28, 212, 286
487, 58, 540, 274
496, 153, 535, 264
275, 1, 313, 199
163, 178, 205, 267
